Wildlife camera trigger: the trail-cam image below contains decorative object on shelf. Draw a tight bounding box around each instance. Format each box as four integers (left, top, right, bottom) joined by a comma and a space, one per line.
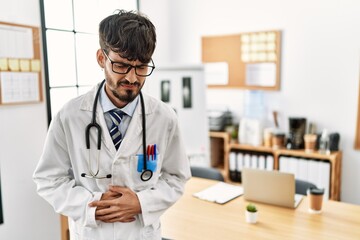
304, 134, 317, 153
263, 127, 274, 147
245, 203, 258, 224
272, 131, 285, 149
239, 118, 263, 146
225, 124, 238, 143
208, 110, 233, 131
329, 132, 340, 151
288, 117, 307, 149
319, 129, 331, 155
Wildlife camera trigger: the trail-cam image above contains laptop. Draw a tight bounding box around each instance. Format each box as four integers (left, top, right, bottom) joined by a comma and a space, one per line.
242, 168, 303, 208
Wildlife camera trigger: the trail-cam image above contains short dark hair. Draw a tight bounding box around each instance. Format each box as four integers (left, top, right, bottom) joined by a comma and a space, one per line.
99, 10, 156, 63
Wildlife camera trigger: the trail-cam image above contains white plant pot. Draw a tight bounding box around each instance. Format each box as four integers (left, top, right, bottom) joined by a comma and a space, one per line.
245, 211, 258, 224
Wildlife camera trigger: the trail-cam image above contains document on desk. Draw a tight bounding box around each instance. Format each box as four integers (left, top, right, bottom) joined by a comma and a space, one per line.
193, 182, 244, 204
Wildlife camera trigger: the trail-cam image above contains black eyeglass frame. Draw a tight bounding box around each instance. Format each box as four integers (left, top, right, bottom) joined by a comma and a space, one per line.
102, 49, 155, 77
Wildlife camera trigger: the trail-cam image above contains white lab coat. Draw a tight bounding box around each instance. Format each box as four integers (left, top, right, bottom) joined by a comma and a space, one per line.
33, 83, 191, 240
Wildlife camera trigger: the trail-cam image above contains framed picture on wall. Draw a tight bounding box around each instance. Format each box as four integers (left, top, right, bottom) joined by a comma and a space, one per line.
182, 77, 192, 108
160, 80, 171, 103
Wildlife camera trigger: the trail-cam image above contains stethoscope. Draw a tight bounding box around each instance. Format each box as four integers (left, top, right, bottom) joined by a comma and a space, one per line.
81, 80, 153, 181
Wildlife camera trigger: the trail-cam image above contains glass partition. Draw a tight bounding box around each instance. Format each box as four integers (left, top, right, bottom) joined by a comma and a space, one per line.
41, 0, 138, 121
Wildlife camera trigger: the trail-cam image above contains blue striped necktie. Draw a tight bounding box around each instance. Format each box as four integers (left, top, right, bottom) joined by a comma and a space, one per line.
108, 109, 124, 150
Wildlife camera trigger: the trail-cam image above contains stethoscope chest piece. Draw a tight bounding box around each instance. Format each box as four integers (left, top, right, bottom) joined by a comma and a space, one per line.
141, 170, 153, 181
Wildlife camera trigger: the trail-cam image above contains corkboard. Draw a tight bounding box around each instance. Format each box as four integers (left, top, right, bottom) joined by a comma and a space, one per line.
0, 21, 43, 105
202, 30, 281, 90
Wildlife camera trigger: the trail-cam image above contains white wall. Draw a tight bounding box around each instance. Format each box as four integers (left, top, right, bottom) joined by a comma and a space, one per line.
141, 0, 360, 204
0, 0, 60, 239
144, 65, 210, 166
0, 2, 358, 238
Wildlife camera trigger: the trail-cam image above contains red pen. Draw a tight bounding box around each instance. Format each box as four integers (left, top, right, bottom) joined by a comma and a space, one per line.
146, 145, 151, 161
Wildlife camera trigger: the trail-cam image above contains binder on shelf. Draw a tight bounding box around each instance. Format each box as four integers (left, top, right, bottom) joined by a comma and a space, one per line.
258, 155, 266, 170
236, 152, 244, 171
229, 152, 238, 182
279, 156, 287, 172
288, 157, 298, 176
244, 154, 251, 168
307, 160, 320, 194
250, 155, 258, 169
229, 152, 236, 171
279, 156, 291, 173
297, 158, 309, 182
317, 161, 330, 200
266, 155, 274, 171
236, 152, 244, 182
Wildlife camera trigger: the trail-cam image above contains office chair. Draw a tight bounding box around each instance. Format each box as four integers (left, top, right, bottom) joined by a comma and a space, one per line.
190, 166, 225, 181
295, 179, 317, 195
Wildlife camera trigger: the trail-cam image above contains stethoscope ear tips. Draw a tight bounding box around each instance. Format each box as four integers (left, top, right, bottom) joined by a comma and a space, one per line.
106, 174, 112, 178
81, 173, 86, 177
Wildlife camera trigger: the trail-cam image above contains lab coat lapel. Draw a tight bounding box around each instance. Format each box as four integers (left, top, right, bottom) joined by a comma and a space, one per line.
80, 82, 115, 155
96, 104, 116, 155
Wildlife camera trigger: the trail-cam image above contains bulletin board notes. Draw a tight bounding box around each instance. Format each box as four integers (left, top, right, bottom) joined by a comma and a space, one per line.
202, 30, 281, 90
0, 72, 40, 103
0, 21, 42, 104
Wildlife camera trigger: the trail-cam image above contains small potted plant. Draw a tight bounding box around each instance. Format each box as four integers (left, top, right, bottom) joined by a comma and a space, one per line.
245, 203, 258, 224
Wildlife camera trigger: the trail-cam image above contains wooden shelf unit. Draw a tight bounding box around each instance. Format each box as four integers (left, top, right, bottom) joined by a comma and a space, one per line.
209, 131, 230, 180
209, 131, 342, 201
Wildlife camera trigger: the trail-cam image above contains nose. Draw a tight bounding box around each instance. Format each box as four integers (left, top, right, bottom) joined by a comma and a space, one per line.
125, 67, 137, 83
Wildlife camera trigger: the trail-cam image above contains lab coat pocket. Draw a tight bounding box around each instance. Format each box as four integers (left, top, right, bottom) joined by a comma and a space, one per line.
142, 221, 161, 240
70, 219, 97, 240
130, 154, 160, 191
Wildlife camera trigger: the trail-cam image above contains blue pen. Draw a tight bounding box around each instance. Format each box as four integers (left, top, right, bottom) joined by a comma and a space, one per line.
153, 144, 157, 160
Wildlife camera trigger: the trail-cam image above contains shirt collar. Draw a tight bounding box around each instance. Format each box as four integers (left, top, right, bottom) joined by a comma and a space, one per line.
99, 83, 139, 117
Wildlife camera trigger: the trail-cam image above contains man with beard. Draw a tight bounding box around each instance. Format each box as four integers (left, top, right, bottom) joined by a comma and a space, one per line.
33, 10, 191, 240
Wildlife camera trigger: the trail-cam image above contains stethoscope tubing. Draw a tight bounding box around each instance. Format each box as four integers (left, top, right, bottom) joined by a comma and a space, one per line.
85, 80, 105, 150
82, 80, 152, 181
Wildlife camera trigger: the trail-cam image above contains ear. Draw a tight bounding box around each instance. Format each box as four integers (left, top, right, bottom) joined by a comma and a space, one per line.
96, 49, 105, 68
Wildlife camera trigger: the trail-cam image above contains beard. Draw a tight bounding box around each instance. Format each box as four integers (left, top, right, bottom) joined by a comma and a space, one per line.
108, 78, 144, 103
112, 86, 137, 102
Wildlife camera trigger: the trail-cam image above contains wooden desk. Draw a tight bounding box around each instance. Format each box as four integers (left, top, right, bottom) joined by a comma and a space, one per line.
161, 177, 360, 240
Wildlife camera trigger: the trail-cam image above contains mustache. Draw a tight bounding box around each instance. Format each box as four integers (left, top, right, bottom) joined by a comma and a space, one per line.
117, 80, 141, 87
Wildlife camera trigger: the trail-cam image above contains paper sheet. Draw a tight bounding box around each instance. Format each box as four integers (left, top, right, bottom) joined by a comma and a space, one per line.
193, 182, 244, 204
245, 63, 276, 86
0, 58, 8, 71
0, 72, 40, 103
0, 24, 34, 58
20, 59, 30, 71
204, 62, 229, 85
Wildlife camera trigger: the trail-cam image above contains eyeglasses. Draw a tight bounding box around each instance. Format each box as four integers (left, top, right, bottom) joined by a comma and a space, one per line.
102, 50, 155, 77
